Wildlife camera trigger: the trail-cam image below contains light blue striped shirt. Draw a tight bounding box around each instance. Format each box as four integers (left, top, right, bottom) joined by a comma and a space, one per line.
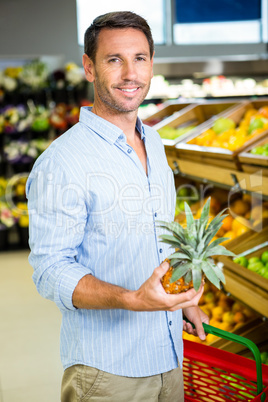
26, 107, 183, 377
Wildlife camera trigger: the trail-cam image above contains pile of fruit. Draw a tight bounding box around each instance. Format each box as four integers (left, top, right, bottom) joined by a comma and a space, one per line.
250, 142, 268, 157
175, 185, 199, 216
176, 193, 268, 244
183, 282, 256, 345
188, 106, 268, 151
233, 250, 268, 279
158, 124, 196, 140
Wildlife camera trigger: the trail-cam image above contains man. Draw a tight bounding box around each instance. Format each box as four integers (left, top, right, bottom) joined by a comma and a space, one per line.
26, 11, 208, 402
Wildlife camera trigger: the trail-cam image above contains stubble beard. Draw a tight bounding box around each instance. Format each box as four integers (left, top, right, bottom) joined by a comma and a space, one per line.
94, 75, 151, 114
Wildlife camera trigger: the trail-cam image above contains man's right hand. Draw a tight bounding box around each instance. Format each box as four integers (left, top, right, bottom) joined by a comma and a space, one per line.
126, 261, 204, 312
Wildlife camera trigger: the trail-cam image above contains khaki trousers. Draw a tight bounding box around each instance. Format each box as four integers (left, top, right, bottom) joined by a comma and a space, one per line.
61, 364, 184, 402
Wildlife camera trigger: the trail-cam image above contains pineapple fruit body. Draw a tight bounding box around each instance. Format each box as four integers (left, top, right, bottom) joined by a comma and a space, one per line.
161, 259, 194, 294
158, 198, 235, 294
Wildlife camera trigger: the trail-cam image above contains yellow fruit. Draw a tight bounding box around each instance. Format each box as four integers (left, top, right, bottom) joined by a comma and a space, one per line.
236, 226, 249, 236
206, 334, 218, 344
222, 311, 235, 325
211, 306, 224, 321
232, 301, 242, 313
217, 322, 232, 331
232, 218, 248, 234
203, 292, 216, 304
222, 231, 235, 243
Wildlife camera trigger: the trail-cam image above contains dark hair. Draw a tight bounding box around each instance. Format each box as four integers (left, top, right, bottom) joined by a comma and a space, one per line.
84, 11, 154, 62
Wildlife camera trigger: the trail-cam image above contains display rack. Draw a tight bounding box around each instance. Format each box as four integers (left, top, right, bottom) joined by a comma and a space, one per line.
168, 157, 268, 199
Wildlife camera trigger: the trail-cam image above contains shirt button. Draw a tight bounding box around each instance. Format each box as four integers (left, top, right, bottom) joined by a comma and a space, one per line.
127, 148, 132, 154
154, 212, 157, 217
119, 134, 124, 140
169, 321, 172, 326
159, 248, 163, 253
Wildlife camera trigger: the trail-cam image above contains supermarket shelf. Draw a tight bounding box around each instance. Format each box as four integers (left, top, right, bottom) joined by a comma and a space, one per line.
167, 154, 268, 198
222, 268, 268, 318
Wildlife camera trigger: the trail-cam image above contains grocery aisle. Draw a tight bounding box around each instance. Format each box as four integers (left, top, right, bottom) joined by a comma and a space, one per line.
0, 251, 63, 402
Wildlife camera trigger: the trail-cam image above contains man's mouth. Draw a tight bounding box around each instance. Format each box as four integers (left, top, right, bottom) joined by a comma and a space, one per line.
119, 88, 139, 93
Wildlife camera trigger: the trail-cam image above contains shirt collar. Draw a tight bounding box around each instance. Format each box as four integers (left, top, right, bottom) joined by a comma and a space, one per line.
79, 106, 146, 144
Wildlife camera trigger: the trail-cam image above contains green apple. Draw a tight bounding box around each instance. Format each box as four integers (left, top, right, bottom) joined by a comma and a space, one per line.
248, 262, 264, 272
233, 256, 248, 268
248, 118, 264, 134
248, 257, 261, 265
258, 266, 267, 277
261, 250, 268, 264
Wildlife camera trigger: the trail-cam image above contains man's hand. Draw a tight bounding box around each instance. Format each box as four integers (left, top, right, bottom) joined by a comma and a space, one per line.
73, 261, 204, 312
127, 261, 204, 312
182, 306, 210, 341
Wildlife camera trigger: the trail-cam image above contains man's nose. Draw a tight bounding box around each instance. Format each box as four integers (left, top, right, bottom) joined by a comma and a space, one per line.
121, 60, 138, 80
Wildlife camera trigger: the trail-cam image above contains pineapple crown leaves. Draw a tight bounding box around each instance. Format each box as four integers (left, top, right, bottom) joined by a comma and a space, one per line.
157, 197, 236, 291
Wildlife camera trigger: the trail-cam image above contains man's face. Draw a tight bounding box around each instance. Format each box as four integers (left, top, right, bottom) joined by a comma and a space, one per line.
86, 28, 154, 114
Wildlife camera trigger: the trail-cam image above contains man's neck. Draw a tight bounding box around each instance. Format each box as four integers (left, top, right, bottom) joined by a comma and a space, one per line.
91, 103, 139, 142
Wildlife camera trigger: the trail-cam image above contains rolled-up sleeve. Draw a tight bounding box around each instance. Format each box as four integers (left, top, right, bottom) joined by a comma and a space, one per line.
26, 156, 92, 312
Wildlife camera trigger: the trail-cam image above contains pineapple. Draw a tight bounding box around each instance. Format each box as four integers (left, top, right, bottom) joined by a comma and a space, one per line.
158, 197, 235, 294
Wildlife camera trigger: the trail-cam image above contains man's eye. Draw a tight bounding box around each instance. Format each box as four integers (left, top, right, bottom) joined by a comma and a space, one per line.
136, 57, 146, 62
109, 58, 120, 63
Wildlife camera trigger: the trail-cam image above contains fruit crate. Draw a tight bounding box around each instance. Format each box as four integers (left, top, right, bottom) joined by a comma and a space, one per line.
175, 100, 268, 170
154, 100, 240, 148
142, 101, 193, 127
184, 323, 268, 401
238, 134, 268, 177
217, 227, 268, 318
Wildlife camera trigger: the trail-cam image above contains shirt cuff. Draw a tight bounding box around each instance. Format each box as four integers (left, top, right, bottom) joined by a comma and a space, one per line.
56, 263, 94, 311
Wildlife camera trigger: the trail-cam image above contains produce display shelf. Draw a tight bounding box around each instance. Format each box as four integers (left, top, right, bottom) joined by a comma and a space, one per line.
167, 156, 268, 198
217, 227, 268, 319
154, 100, 240, 148
174, 100, 268, 170
222, 268, 268, 318
238, 135, 268, 177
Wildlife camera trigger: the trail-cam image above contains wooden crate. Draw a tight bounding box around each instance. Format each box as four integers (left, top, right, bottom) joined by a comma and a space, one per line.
238, 134, 268, 176
175, 101, 268, 170
142, 102, 193, 127
224, 226, 268, 253
154, 100, 240, 149
217, 227, 268, 317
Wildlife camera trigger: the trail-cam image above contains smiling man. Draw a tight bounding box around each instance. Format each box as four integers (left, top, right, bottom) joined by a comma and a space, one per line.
26, 11, 208, 402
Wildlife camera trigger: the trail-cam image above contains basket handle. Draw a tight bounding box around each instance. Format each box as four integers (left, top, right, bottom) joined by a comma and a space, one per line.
186, 320, 265, 400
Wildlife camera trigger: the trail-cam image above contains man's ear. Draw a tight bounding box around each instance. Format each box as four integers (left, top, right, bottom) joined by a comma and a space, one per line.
82, 53, 95, 83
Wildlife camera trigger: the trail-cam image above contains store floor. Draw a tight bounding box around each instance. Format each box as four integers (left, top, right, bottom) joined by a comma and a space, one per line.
0, 250, 63, 402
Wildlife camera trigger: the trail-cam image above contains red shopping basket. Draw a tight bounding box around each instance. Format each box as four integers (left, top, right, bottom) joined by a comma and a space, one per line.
183, 323, 268, 402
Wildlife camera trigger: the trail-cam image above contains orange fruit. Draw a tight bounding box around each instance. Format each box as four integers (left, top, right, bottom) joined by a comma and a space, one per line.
259, 106, 268, 118
234, 312, 246, 324
231, 199, 250, 216
222, 215, 234, 232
